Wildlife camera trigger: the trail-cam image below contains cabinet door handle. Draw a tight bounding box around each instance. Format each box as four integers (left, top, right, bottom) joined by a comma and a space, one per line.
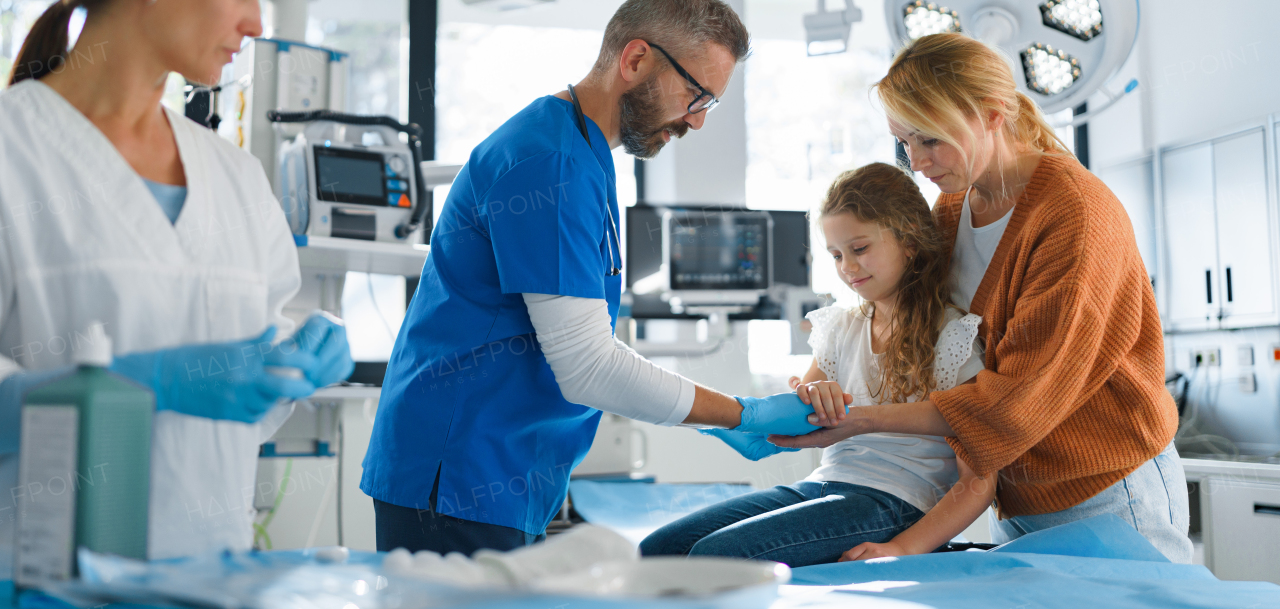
1205, 269, 1213, 304
1225, 266, 1233, 303
1256, 503, 1280, 517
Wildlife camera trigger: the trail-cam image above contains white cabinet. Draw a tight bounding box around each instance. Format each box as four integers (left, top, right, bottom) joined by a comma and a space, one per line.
1203, 477, 1280, 584
1184, 458, 1280, 585
1162, 143, 1219, 328
1214, 130, 1275, 324
1160, 128, 1277, 331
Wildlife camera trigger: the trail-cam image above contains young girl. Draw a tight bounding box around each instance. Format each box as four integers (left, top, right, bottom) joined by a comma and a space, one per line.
640, 162, 995, 566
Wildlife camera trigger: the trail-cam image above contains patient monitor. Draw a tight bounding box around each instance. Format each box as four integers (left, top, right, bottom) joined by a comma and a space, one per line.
659, 209, 774, 310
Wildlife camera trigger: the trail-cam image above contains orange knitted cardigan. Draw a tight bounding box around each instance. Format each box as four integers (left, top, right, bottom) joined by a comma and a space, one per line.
930, 153, 1178, 519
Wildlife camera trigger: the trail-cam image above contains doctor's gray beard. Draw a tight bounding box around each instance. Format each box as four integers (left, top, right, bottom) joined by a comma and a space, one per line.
619, 74, 689, 159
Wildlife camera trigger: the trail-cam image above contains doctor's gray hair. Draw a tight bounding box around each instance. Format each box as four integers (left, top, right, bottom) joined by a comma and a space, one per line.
9, 0, 107, 85
591, 0, 750, 76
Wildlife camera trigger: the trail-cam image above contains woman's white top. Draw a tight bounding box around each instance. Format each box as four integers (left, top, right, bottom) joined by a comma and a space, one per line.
803, 305, 984, 512
0, 80, 300, 563
950, 188, 1013, 311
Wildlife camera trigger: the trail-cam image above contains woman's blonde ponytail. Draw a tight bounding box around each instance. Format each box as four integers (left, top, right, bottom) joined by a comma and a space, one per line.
1012, 90, 1070, 155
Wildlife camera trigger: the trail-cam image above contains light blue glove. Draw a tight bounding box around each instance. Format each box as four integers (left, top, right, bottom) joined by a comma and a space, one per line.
280, 314, 355, 388
111, 327, 317, 424
734, 393, 822, 436
700, 428, 800, 461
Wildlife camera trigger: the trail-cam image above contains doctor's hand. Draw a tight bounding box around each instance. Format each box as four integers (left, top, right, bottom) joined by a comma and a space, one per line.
282, 313, 355, 388
700, 428, 799, 461
733, 393, 821, 437
768, 408, 875, 450
111, 326, 318, 423
793, 380, 853, 427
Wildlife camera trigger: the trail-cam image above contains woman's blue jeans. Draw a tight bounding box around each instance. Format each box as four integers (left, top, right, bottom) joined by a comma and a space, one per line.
639, 481, 924, 567
990, 442, 1193, 563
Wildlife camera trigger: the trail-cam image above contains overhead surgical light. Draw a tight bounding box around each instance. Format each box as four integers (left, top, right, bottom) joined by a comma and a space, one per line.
1040, 0, 1103, 41
903, 1, 961, 40
803, 0, 864, 56
1021, 43, 1080, 95
885, 0, 1140, 120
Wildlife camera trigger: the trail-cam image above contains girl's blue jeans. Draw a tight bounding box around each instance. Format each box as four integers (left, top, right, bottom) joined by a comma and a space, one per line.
639, 481, 924, 567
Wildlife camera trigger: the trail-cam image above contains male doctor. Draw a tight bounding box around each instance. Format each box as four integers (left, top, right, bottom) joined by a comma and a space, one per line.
362, 0, 822, 555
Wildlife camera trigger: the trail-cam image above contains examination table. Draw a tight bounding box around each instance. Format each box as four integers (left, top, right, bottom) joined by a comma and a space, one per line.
3, 480, 1278, 608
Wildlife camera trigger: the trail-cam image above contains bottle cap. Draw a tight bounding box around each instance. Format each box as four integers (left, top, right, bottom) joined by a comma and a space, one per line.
75, 322, 113, 367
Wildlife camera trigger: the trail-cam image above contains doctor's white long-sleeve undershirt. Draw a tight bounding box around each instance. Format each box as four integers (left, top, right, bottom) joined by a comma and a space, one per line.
521, 293, 696, 426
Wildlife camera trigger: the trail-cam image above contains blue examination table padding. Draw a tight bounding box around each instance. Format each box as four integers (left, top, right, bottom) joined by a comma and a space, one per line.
787, 514, 1280, 608
7, 507, 1279, 608
568, 479, 758, 545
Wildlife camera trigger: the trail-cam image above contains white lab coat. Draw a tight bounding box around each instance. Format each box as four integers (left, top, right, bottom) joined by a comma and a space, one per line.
0, 80, 301, 565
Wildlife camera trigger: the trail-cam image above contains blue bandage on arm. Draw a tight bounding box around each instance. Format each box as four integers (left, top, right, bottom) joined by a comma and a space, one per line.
0, 366, 76, 454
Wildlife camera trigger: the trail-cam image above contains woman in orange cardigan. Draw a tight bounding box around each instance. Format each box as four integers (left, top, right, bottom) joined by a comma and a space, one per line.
772, 33, 1191, 563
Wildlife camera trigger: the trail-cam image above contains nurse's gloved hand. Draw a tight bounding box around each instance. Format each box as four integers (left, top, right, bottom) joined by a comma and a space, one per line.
282, 313, 355, 388
733, 393, 822, 437
111, 327, 318, 423
700, 428, 799, 461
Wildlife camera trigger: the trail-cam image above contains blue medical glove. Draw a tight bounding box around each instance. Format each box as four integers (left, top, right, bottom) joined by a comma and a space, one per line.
734, 393, 822, 436
281, 314, 355, 388
700, 428, 800, 461
111, 327, 318, 423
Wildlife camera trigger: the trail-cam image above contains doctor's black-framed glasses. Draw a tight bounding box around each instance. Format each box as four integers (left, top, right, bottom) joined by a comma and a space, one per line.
646, 41, 721, 114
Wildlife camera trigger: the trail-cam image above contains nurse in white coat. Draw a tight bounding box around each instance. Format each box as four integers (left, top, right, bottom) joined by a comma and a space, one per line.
0, 0, 353, 569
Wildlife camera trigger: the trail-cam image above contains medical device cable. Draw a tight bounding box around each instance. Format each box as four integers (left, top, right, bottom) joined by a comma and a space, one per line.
305, 459, 340, 549
253, 457, 294, 551
336, 416, 344, 547
1176, 360, 1202, 430
1166, 370, 1190, 417
367, 273, 397, 342
1176, 359, 1238, 459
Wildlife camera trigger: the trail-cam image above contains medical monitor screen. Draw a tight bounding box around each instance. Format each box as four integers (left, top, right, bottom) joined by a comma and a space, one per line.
668, 212, 770, 291
314, 146, 386, 206
627, 206, 810, 291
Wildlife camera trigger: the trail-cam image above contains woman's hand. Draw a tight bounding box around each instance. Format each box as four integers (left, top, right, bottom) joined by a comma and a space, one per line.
839, 540, 908, 562
284, 313, 356, 388
767, 406, 874, 449
792, 379, 853, 427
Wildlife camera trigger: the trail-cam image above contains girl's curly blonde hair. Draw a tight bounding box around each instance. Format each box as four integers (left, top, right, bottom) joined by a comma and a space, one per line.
819, 162, 956, 404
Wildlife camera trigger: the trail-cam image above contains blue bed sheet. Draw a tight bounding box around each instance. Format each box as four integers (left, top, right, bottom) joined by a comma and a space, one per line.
568, 479, 757, 545
8, 492, 1280, 609
787, 514, 1280, 609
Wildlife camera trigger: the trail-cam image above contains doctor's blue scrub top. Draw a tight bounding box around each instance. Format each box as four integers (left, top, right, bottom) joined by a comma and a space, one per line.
360, 96, 622, 535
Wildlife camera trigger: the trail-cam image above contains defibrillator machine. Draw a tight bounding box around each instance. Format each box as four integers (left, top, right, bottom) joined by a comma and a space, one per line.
270, 110, 460, 244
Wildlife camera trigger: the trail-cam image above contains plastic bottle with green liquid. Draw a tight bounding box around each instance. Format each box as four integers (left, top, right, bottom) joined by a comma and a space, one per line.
14, 322, 153, 587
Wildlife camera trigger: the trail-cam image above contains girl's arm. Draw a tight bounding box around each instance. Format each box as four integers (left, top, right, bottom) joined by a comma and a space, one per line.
771, 378, 977, 449
839, 455, 996, 561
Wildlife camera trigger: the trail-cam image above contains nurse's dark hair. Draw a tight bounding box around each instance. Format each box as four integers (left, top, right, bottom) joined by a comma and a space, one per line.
8, 0, 106, 86
817, 162, 956, 405
592, 0, 750, 76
